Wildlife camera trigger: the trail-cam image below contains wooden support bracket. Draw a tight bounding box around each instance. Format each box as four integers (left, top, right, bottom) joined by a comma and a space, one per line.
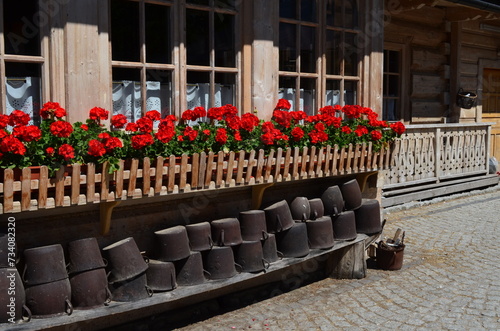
355, 171, 377, 193
100, 200, 122, 235
251, 183, 275, 209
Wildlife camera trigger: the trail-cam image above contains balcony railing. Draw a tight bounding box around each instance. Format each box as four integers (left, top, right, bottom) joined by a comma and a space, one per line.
384, 123, 493, 189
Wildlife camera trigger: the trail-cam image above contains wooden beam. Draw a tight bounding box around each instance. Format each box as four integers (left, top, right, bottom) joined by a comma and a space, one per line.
392, 0, 440, 12
446, 7, 499, 22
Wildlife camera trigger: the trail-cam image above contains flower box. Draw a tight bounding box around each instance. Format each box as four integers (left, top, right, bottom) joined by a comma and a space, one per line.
0, 143, 392, 214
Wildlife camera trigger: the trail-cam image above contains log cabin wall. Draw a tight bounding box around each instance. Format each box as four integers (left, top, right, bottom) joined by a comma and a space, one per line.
384, 6, 450, 123
458, 20, 500, 160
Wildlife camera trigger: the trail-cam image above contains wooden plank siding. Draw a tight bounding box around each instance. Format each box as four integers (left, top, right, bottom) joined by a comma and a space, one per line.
385, 6, 449, 123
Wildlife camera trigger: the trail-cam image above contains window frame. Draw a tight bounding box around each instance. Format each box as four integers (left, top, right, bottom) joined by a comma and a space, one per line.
278, 0, 364, 113
0, 0, 50, 118
181, 0, 241, 113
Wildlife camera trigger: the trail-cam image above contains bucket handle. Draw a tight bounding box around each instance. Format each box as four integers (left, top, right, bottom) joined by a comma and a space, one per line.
277, 250, 284, 259
262, 231, 269, 241
234, 262, 243, 273
104, 287, 112, 306
170, 271, 177, 290
65, 298, 73, 316
22, 304, 32, 322
145, 285, 154, 297
262, 258, 270, 272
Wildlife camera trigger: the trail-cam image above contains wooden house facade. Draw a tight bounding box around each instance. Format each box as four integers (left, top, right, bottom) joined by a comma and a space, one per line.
0, 0, 499, 328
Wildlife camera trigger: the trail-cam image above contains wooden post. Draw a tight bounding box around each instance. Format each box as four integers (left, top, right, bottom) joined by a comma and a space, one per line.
327, 240, 367, 279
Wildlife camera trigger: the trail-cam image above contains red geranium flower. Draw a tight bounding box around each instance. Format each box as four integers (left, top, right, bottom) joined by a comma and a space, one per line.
80, 124, 89, 131
291, 127, 305, 141
215, 128, 228, 144
371, 130, 382, 141
131, 134, 154, 149
222, 104, 238, 118
181, 109, 195, 122
125, 123, 138, 132
207, 107, 224, 121
40, 102, 66, 119
274, 99, 291, 111
272, 110, 292, 128
111, 114, 128, 128
0, 114, 9, 129
241, 113, 260, 132
58, 144, 75, 161
89, 107, 109, 121
390, 121, 406, 135
46, 147, 55, 156
13, 125, 41, 142
0, 135, 26, 155
155, 127, 176, 143
354, 125, 369, 137
87, 139, 106, 157
144, 110, 161, 122
136, 117, 153, 133
193, 107, 207, 119
104, 137, 123, 151
227, 116, 242, 130
50, 121, 73, 138
341, 126, 352, 134
234, 131, 242, 141
8, 110, 30, 127
183, 126, 198, 141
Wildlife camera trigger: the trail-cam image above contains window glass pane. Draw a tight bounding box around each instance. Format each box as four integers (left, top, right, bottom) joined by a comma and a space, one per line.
146, 70, 173, 118
145, 4, 171, 64
388, 50, 400, 73
215, 14, 235, 67
344, 32, 358, 76
326, 0, 343, 27
345, 0, 359, 29
383, 99, 398, 121
300, 26, 316, 73
344, 81, 357, 105
4, 1, 40, 55
111, 0, 140, 62
279, 76, 297, 111
216, 0, 236, 9
279, 23, 297, 72
300, 78, 316, 115
215, 73, 236, 107
187, 0, 209, 6
187, 71, 211, 109
301, 0, 317, 22
325, 80, 341, 106
280, 0, 297, 19
325, 30, 341, 75
186, 9, 210, 66
5, 62, 42, 125
388, 75, 399, 96
112, 68, 142, 122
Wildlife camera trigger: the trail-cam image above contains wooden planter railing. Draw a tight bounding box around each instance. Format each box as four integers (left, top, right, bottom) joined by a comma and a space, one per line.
1, 143, 392, 215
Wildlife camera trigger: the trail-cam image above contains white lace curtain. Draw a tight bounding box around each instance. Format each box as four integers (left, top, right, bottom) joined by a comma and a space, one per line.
278, 87, 315, 115
6, 77, 41, 125
187, 83, 234, 110
112, 81, 172, 122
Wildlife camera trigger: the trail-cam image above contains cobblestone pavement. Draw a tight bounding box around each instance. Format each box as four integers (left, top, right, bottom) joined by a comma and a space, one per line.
173, 185, 500, 331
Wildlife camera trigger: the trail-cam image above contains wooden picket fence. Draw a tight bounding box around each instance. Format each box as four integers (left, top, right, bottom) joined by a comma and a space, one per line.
0, 143, 392, 214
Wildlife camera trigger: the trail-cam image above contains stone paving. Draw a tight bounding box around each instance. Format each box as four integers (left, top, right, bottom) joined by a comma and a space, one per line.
173, 184, 500, 331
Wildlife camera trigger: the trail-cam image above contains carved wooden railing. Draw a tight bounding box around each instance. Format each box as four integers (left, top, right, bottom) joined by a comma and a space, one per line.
1, 143, 392, 214
385, 123, 492, 188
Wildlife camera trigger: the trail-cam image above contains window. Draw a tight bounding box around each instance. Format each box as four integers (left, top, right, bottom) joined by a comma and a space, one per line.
110, 0, 240, 121
382, 42, 408, 122
383, 49, 401, 121
279, 0, 319, 114
111, 0, 174, 122
278, 0, 361, 114
185, 0, 239, 112
324, 0, 360, 109
1, 0, 46, 125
